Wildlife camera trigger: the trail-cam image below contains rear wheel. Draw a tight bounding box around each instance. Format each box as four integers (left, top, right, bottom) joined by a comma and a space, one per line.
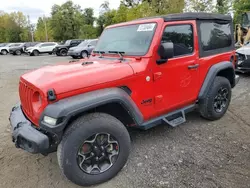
32, 50, 39, 56
199, 76, 231, 120
57, 113, 130, 186
60, 49, 68, 56
1, 50, 7, 55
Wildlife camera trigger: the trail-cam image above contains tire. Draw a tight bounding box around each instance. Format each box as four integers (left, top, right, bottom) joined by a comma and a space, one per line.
81, 51, 88, 58
15, 50, 21, 55
1, 50, 8, 55
199, 76, 231, 120
32, 50, 39, 56
59, 49, 68, 56
57, 113, 130, 186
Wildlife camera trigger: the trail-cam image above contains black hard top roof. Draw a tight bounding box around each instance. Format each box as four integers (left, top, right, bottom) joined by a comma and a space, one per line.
136, 12, 232, 22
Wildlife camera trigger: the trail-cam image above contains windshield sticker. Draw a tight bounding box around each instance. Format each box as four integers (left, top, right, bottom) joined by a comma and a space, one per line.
137, 23, 156, 32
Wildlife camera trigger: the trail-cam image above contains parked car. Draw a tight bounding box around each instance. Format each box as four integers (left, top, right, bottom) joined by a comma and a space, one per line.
54, 39, 84, 56
9, 42, 40, 55
9, 13, 239, 186
0, 43, 23, 55
67, 39, 98, 59
25, 42, 58, 56
235, 43, 250, 73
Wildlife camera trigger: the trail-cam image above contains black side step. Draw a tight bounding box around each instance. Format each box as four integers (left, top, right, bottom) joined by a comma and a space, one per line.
140, 104, 196, 130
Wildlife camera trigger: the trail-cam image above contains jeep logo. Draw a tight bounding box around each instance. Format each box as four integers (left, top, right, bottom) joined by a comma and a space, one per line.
141, 98, 153, 105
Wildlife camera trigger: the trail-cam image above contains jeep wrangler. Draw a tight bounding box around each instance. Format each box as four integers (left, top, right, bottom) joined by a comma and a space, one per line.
9, 13, 239, 186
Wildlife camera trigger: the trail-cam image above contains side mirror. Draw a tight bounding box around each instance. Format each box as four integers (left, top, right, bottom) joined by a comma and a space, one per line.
87, 44, 91, 47
157, 42, 174, 64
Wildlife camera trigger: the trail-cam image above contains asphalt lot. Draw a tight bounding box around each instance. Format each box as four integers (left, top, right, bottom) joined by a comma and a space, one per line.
0, 54, 250, 188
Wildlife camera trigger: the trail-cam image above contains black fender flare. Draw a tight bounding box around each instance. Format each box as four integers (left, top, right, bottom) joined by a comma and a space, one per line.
198, 61, 236, 100
39, 88, 143, 133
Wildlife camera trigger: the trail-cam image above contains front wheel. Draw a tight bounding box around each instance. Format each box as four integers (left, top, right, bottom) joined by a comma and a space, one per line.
81, 51, 88, 58
199, 76, 231, 120
32, 50, 39, 56
1, 50, 7, 55
59, 49, 68, 56
57, 113, 130, 186
15, 50, 21, 55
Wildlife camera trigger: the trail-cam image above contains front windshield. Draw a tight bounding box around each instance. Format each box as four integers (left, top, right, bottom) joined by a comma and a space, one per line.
33, 43, 41, 47
95, 23, 156, 56
65, 40, 71, 45
78, 41, 89, 47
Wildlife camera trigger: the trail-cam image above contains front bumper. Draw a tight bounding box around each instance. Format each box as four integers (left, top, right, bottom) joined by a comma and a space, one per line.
9, 104, 49, 154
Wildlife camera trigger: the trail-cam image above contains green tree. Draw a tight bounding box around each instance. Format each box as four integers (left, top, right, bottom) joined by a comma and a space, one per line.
50, 0, 83, 41
83, 8, 95, 25
216, 0, 232, 14
233, 0, 250, 24
34, 17, 53, 42
185, 0, 214, 12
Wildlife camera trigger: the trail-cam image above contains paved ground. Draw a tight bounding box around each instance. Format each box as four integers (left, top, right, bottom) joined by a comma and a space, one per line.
0, 54, 250, 188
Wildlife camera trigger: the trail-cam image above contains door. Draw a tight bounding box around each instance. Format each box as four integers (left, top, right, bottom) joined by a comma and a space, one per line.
39, 43, 49, 52
153, 22, 200, 113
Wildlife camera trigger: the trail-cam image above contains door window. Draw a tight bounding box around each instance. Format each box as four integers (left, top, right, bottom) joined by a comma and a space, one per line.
161, 24, 194, 57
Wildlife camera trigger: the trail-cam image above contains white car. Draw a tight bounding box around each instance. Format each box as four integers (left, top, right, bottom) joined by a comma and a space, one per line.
25, 42, 58, 56
0, 43, 23, 55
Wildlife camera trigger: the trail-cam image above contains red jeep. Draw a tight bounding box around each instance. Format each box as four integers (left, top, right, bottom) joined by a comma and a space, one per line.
10, 13, 239, 186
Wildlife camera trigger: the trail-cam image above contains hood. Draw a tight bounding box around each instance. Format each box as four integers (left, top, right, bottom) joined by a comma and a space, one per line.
68, 46, 83, 51
0, 46, 9, 50
21, 59, 134, 95
236, 46, 250, 56
56, 44, 69, 48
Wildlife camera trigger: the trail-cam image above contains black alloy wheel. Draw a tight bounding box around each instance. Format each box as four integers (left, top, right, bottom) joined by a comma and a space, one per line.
213, 87, 229, 113
77, 133, 119, 175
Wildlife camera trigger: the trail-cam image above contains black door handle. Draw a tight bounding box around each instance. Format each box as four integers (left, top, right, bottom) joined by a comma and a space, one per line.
188, 64, 199, 69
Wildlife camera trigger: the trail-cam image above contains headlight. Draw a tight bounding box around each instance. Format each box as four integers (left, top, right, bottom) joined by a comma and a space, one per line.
32, 91, 42, 112
43, 116, 57, 126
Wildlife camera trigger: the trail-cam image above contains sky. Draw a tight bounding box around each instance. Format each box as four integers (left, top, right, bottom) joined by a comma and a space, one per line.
1, 0, 120, 23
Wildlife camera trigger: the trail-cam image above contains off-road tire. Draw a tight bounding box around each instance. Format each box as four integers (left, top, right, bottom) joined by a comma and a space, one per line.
32, 50, 39, 56
1, 50, 8, 55
57, 113, 131, 186
199, 76, 231, 120
81, 51, 88, 58
59, 49, 67, 56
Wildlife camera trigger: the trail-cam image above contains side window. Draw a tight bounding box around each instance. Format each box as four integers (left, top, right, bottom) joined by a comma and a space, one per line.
46, 43, 55, 46
71, 41, 78, 46
41, 44, 50, 47
200, 22, 232, 51
161, 24, 194, 57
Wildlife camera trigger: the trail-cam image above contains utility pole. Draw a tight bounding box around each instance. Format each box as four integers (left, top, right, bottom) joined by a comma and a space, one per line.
27, 15, 34, 42
43, 15, 48, 42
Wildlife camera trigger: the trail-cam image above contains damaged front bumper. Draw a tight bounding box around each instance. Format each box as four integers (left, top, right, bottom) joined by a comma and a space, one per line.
9, 104, 49, 154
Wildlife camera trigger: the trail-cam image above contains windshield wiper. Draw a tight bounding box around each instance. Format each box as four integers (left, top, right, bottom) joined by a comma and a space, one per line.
93, 50, 105, 58
108, 51, 125, 61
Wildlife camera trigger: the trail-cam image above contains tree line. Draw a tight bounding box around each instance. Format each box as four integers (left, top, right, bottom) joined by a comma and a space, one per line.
0, 0, 249, 43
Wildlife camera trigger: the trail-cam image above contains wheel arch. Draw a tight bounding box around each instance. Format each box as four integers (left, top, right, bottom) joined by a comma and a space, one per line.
39, 87, 143, 133
198, 61, 236, 100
